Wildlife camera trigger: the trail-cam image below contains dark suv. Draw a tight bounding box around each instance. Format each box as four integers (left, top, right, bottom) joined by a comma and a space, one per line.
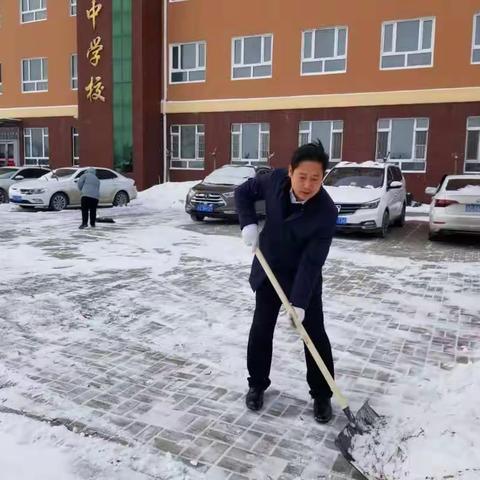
185, 164, 272, 221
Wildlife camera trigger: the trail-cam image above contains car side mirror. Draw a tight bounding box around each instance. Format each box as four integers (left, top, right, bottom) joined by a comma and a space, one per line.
388, 180, 402, 189
425, 186, 437, 196
74, 178, 79, 183
14, 175, 24, 180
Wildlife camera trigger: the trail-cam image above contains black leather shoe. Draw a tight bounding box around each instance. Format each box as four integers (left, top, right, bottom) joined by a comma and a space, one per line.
313, 398, 332, 423
246, 387, 264, 411
79, 224, 87, 230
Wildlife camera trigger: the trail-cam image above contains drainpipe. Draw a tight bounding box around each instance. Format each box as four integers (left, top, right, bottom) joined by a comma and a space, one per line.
162, 0, 168, 183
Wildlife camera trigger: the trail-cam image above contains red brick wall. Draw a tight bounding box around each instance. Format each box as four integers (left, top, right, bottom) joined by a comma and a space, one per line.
168, 102, 480, 202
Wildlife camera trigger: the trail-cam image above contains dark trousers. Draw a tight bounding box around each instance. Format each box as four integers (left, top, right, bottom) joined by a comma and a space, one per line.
81, 196, 98, 227
247, 278, 335, 399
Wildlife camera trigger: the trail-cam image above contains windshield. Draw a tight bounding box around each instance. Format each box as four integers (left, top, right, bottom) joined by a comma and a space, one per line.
45, 168, 78, 180
446, 178, 480, 191
0, 168, 19, 179
324, 168, 385, 189
204, 166, 255, 186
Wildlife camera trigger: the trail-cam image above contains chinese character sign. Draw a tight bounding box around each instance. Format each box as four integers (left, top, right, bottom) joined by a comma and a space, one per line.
86, 0, 102, 30
85, 76, 105, 102
85, 1, 105, 102
87, 36, 104, 67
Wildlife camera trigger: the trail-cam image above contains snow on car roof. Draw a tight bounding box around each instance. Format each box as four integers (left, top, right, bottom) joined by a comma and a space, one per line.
443, 174, 480, 180
334, 161, 389, 169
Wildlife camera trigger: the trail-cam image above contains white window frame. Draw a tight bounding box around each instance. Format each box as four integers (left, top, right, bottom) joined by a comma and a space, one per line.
24, 127, 49, 166
169, 42, 206, 84
301, 27, 348, 76
231, 123, 270, 165
21, 57, 48, 93
298, 120, 344, 164
170, 124, 205, 170
380, 17, 435, 70
72, 127, 79, 166
70, 54, 78, 90
0, 63, 3, 94
472, 13, 480, 64
231, 34, 273, 80
465, 117, 480, 173
20, 0, 47, 23
376, 118, 429, 173
70, 0, 77, 16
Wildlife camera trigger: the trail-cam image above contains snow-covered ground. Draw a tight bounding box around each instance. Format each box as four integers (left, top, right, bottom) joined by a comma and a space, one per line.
0, 183, 479, 480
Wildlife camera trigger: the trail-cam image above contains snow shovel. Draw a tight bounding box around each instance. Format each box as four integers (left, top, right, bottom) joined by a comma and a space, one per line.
96, 217, 115, 223
255, 247, 384, 480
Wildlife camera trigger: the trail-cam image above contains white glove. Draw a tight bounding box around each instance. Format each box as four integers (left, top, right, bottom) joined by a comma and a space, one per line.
241, 223, 259, 253
290, 306, 305, 323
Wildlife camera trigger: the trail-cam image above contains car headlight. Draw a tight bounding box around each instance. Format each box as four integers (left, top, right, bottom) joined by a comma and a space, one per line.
186, 189, 195, 201
31, 188, 46, 194
223, 192, 235, 199
359, 199, 381, 209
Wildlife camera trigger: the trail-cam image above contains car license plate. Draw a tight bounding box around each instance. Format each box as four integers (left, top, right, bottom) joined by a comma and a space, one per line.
196, 203, 214, 213
336, 216, 347, 225
466, 204, 480, 213
11, 195, 22, 202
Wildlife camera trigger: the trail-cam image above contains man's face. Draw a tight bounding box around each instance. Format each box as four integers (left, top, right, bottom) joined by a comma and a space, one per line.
288, 160, 324, 202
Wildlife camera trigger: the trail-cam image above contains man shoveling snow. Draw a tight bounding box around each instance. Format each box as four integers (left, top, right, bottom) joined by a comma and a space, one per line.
234, 141, 338, 423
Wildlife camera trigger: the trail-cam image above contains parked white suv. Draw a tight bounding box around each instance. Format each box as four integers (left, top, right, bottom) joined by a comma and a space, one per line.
425, 175, 480, 240
323, 161, 407, 238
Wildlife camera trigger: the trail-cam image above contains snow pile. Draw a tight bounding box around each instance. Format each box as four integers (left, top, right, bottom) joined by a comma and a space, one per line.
454, 185, 480, 195
0, 412, 201, 480
406, 203, 430, 215
350, 362, 480, 480
133, 181, 198, 211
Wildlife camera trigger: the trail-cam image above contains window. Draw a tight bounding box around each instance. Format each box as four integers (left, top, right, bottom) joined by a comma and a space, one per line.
376, 118, 429, 172
299, 120, 343, 165
170, 125, 205, 169
472, 14, 480, 64
170, 42, 206, 83
24, 128, 49, 166
232, 35, 272, 79
22, 58, 48, 92
21, 0, 47, 23
72, 127, 79, 166
96, 169, 118, 180
70, 0, 76, 16
70, 54, 78, 90
15, 168, 49, 179
465, 117, 480, 173
391, 166, 404, 182
381, 17, 435, 69
301, 27, 347, 75
231, 123, 270, 165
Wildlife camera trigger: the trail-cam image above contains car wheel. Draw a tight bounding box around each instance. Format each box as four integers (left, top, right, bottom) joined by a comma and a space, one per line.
0, 188, 7, 204
429, 230, 441, 241
190, 213, 205, 222
113, 191, 130, 207
377, 210, 390, 238
49, 192, 69, 211
394, 204, 406, 227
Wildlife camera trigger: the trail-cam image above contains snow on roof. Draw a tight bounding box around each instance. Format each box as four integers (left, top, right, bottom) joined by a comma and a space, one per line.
444, 174, 480, 180
334, 161, 388, 169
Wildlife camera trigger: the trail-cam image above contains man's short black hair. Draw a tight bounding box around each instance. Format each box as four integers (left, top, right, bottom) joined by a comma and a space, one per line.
290, 141, 329, 173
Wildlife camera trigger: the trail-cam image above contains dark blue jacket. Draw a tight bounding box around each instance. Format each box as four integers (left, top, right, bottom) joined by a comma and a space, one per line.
235, 168, 337, 310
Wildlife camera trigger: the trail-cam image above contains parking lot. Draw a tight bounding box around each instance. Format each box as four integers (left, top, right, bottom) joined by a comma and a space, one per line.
0, 197, 479, 479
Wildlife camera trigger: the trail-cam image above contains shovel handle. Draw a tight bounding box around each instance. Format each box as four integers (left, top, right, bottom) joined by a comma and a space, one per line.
255, 248, 349, 411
